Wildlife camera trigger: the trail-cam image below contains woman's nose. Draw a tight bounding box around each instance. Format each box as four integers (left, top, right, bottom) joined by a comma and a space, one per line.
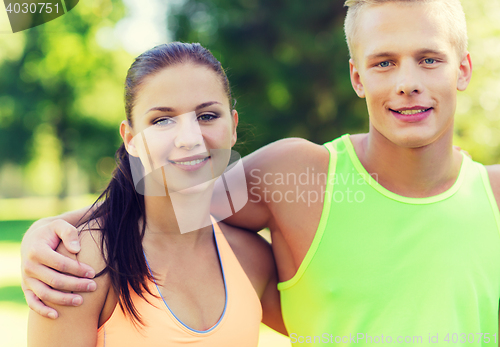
174, 112, 204, 150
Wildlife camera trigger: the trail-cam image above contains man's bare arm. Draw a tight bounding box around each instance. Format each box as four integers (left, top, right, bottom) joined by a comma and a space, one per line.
212, 138, 317, 231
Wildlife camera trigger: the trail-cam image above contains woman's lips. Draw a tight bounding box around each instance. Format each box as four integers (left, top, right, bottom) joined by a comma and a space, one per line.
168, 156, 210, 171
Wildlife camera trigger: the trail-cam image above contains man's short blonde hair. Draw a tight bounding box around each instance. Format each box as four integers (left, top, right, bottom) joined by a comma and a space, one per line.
344, 0, 468, 60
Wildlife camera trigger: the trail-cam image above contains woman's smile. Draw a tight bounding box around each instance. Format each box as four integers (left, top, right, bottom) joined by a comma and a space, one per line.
168, 154, 211, 172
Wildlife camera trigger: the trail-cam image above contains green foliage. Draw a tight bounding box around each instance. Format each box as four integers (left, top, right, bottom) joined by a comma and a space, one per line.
0, 285, 25, 305
170, 0, 500, 165
1, 0, 499, 201
0, 220, 33, 242
170, 0, 368, 156
454, 0, 500, 165
0, 0, 131, 195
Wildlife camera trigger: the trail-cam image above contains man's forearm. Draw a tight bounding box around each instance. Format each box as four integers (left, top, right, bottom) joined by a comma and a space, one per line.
26, 205, 94, 236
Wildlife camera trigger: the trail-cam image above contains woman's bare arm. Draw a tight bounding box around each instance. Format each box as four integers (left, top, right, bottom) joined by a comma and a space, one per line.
21, 206, 98, 319
27, 226, 111, 347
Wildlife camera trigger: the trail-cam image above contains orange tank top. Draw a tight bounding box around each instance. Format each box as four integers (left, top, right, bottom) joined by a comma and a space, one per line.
96, 221, 262, 346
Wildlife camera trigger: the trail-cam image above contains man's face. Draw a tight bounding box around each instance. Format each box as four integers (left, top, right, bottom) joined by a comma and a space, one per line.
349, 2, 472, 148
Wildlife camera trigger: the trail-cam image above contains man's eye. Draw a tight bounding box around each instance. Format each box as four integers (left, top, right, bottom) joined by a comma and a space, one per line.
378, 61, 391, 68
424, 58, 436, 64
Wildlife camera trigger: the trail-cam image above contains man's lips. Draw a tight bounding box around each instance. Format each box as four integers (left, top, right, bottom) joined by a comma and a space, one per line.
389, 107, 433, 122
389, 106, 433, 115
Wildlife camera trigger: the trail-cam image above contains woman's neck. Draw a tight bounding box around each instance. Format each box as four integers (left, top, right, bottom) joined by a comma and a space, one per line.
141, 181, 215, 248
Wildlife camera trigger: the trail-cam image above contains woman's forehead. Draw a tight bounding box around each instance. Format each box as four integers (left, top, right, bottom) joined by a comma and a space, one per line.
133, 65, 229, 114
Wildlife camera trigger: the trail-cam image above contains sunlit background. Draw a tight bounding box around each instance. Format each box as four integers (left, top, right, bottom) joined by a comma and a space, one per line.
1, 0, 499, 346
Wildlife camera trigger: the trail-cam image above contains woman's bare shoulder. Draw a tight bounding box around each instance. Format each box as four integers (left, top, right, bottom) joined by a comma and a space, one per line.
56, 219, 107, 274
29, 221, 113, 347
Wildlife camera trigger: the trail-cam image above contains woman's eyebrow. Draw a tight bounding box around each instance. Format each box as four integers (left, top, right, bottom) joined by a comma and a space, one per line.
145, 106, 174, 115
195, 101, 222, 110
145, 101, 222, 115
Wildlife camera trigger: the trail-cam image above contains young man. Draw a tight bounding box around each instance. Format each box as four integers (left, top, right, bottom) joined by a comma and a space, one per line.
22, 0, 500, 345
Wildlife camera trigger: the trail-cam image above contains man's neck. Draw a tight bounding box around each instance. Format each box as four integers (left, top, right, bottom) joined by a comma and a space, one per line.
350, 128, 463, 198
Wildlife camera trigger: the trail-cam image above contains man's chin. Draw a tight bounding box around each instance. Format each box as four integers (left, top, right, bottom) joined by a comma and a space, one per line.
384, 130, 437, 150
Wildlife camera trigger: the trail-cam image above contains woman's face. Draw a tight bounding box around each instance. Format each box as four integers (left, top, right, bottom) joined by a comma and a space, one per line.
121, 63, 238, 194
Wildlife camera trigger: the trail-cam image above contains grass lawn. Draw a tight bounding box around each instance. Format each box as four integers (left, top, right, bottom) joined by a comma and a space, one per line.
0, 220, 290, 346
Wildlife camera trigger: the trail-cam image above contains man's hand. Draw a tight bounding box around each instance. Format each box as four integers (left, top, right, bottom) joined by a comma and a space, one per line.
21, 219, 96, 319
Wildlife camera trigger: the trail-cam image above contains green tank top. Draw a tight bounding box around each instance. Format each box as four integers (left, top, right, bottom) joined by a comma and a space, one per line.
278, 134, 500, 346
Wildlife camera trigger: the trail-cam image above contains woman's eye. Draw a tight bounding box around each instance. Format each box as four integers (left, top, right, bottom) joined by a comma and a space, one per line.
424, 58, 436, 64
154, 118, 174, 126
197, 113, 219, 122
378, 61, 391, 68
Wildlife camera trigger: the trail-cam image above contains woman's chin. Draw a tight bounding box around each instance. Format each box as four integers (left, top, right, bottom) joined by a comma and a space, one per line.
168, 179, 216, 195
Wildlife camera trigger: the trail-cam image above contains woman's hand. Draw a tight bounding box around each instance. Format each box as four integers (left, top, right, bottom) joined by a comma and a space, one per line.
21, 218, 97, 319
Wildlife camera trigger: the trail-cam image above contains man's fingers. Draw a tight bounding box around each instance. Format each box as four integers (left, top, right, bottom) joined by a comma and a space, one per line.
29, 244, 94, 278
48, 219, 81, 253
31, 263, 96, 293
25, 277, 85, 307
24, 288, 58, 319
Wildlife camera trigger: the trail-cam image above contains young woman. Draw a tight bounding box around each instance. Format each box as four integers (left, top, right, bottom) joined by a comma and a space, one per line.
27, 42, 286, 346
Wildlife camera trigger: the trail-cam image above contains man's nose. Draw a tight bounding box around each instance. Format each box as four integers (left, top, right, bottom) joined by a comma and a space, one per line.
396, 61, 423, 96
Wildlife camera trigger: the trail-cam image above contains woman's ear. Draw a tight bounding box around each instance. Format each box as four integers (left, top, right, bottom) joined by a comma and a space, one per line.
120, 120, 140, 157
230, 109, 239, 147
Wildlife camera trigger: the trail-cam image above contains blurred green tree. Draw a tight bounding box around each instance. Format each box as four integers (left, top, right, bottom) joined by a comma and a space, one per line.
0, 0, 131, 197
1, 0, 499, 201
170, 0, 368, 156
170, 0, 500, 165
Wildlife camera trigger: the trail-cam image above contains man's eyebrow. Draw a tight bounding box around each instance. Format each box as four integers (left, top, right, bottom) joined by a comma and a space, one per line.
366, 52, 395, 60
414, 48, 446, 56
366, 49, 446, 61
145, 101, 222, 115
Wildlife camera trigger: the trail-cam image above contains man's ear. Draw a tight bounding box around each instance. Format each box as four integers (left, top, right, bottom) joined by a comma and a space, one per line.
120, 120, 140, 157
230, 109, 239, 147
457, 52, 472, 92
350, 59, 365, 98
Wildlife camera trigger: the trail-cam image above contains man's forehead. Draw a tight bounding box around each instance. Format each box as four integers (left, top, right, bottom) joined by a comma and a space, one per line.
356, 2, 439, 32
352, 2, 453, 60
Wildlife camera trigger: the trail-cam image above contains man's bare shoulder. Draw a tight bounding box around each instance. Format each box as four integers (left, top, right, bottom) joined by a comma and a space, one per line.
243, 138, 330, 175
486, 165, 500, 209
